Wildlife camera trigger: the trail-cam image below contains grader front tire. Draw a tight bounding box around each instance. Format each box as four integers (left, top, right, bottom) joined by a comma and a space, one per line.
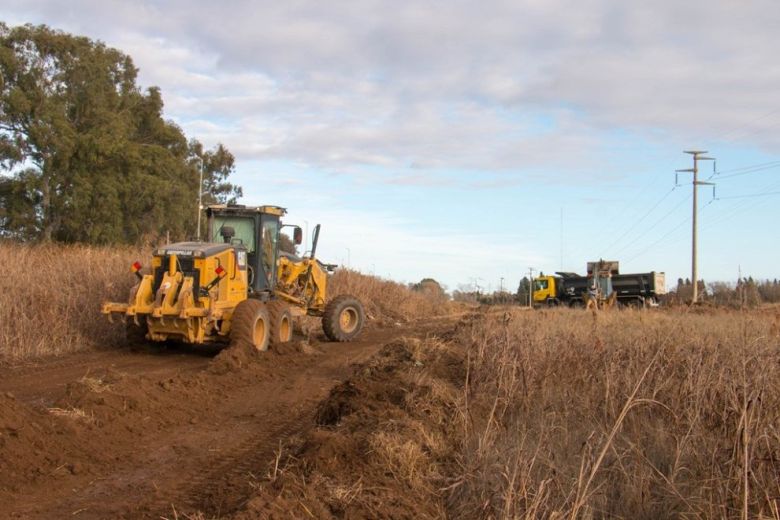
322, 295, 365, 342
230, 299, 271, 352
268, 301, 294, 347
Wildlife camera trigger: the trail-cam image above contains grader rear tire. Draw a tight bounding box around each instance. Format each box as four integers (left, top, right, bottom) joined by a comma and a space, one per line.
230, 299, 270, 352
322, 295, 365, 342
268, 300, 293, 347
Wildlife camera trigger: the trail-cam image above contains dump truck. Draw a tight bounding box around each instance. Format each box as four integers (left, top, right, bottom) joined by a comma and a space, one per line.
102, 204, 365, 351
533, 260, 665, 308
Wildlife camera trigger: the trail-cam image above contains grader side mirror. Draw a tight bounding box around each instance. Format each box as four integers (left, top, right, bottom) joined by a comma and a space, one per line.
293, 226, 303, 245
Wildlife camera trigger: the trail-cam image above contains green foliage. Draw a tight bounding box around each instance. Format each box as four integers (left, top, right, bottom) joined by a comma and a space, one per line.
516, 276, 531, 303
0, 23, 242, 244
188, 140, 242, 206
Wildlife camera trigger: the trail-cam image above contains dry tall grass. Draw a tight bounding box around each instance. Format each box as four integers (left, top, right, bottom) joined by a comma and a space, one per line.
0, 243, 450, 362
0, 241, 139, 362
451, 308, 780, 519
328, 268, 451, 323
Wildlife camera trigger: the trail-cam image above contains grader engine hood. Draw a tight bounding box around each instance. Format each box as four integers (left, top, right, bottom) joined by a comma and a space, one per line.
102, 241, 248, 343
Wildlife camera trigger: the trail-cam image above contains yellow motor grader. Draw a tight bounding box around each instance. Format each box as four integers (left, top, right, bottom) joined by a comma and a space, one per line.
102, 204, 365, 351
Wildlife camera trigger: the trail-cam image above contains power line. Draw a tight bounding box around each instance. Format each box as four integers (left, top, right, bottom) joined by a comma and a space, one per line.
599, 150, 689, 252
611, 192, 691, 257
716, 190, 780, 200
624, 199, 716, 263
713, 161, 780, 180
598, 186, 677, 257
714, 159, 780, 176
707, 107, 780, 144
702, 178, 780, 229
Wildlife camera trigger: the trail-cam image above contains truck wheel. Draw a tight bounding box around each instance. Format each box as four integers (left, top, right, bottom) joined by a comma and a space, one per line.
230, 299, 270, 352
322, 295, 365, 342
268, 300, 293, 346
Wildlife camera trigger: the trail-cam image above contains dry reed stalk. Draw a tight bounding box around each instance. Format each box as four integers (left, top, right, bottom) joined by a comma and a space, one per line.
447, 308, 780, 519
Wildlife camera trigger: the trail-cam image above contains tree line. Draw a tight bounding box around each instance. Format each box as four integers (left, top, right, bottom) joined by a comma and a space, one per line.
0, 23, 241, 245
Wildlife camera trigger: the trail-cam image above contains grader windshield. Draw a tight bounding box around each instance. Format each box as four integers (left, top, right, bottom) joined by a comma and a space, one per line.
211, 216, 256, 253
206, 205, 286, 293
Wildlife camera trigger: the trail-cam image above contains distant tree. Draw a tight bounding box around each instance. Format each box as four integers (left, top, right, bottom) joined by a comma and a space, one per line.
188, 140, 242, 206
411, 278, 448, 302
0, 23, 242, 244
758, 279, 780, 303
516, 276, 531, 304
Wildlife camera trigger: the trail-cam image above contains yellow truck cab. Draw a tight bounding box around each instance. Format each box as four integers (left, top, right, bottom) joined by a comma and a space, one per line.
533, 275, 559, 305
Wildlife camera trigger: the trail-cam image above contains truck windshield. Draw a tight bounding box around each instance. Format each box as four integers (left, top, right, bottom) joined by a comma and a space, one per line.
211, 216, 255, 253
534, 279, 548, 291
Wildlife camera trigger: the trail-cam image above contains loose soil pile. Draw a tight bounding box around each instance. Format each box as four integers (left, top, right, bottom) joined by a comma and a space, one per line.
229, 333, 468, 520
0, 320, 455, 519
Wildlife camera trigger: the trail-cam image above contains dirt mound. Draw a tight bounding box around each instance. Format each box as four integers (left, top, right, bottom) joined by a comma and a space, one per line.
0, 317, 458, 519
0, 392, 94, 498
210, 338, 323, 374
1, 350, 284, 516
230, 336, 465, 520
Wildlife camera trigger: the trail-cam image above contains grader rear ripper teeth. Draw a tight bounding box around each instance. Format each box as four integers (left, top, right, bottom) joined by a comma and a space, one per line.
102, 204, 365, 352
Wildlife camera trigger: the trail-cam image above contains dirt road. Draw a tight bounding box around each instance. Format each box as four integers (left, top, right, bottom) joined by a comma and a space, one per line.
0, 318, 455, 519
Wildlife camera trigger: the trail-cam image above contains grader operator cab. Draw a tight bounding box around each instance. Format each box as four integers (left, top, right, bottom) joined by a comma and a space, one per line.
102, 204, 365, 351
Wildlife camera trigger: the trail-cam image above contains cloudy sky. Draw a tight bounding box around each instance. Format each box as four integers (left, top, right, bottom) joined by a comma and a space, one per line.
3, 1, 779, 291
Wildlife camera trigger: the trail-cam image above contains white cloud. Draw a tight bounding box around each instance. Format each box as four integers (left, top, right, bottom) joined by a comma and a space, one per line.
3, 1, 780, 287
5, 0, 779, 180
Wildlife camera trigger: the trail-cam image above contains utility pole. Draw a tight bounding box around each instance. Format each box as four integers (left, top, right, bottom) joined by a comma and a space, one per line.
527, 267, 536, 308
195, 157, 204, 241
499, 277, 504, 293
676, 150, 715, 304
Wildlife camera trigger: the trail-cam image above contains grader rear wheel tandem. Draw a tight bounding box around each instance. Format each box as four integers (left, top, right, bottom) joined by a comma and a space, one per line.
230, 299, 271, 352
268, 300, 294, 347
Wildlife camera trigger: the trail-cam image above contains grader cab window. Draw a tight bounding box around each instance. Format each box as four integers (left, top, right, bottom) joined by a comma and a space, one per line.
261, 219, 279, 282
212, 216, 256, 253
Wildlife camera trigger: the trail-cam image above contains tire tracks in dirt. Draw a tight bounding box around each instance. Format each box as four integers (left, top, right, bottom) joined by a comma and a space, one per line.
1, 318, 458, 519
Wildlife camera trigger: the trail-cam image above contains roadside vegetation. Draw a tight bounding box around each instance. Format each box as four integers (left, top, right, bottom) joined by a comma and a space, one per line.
237, 307, 780, 519
0, 242, 136, 362
0, 242, 453, 363
328, 269, 451, 325
447, 308, 780, 518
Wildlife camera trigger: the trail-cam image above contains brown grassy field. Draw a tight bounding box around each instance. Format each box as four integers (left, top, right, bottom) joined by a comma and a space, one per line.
328, 267, 450, 323
0, 242, 450, 363
237, 307, 780, 519
448, 308, 780, 519
0, 242, 138, 362
3, 241, 779, 518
